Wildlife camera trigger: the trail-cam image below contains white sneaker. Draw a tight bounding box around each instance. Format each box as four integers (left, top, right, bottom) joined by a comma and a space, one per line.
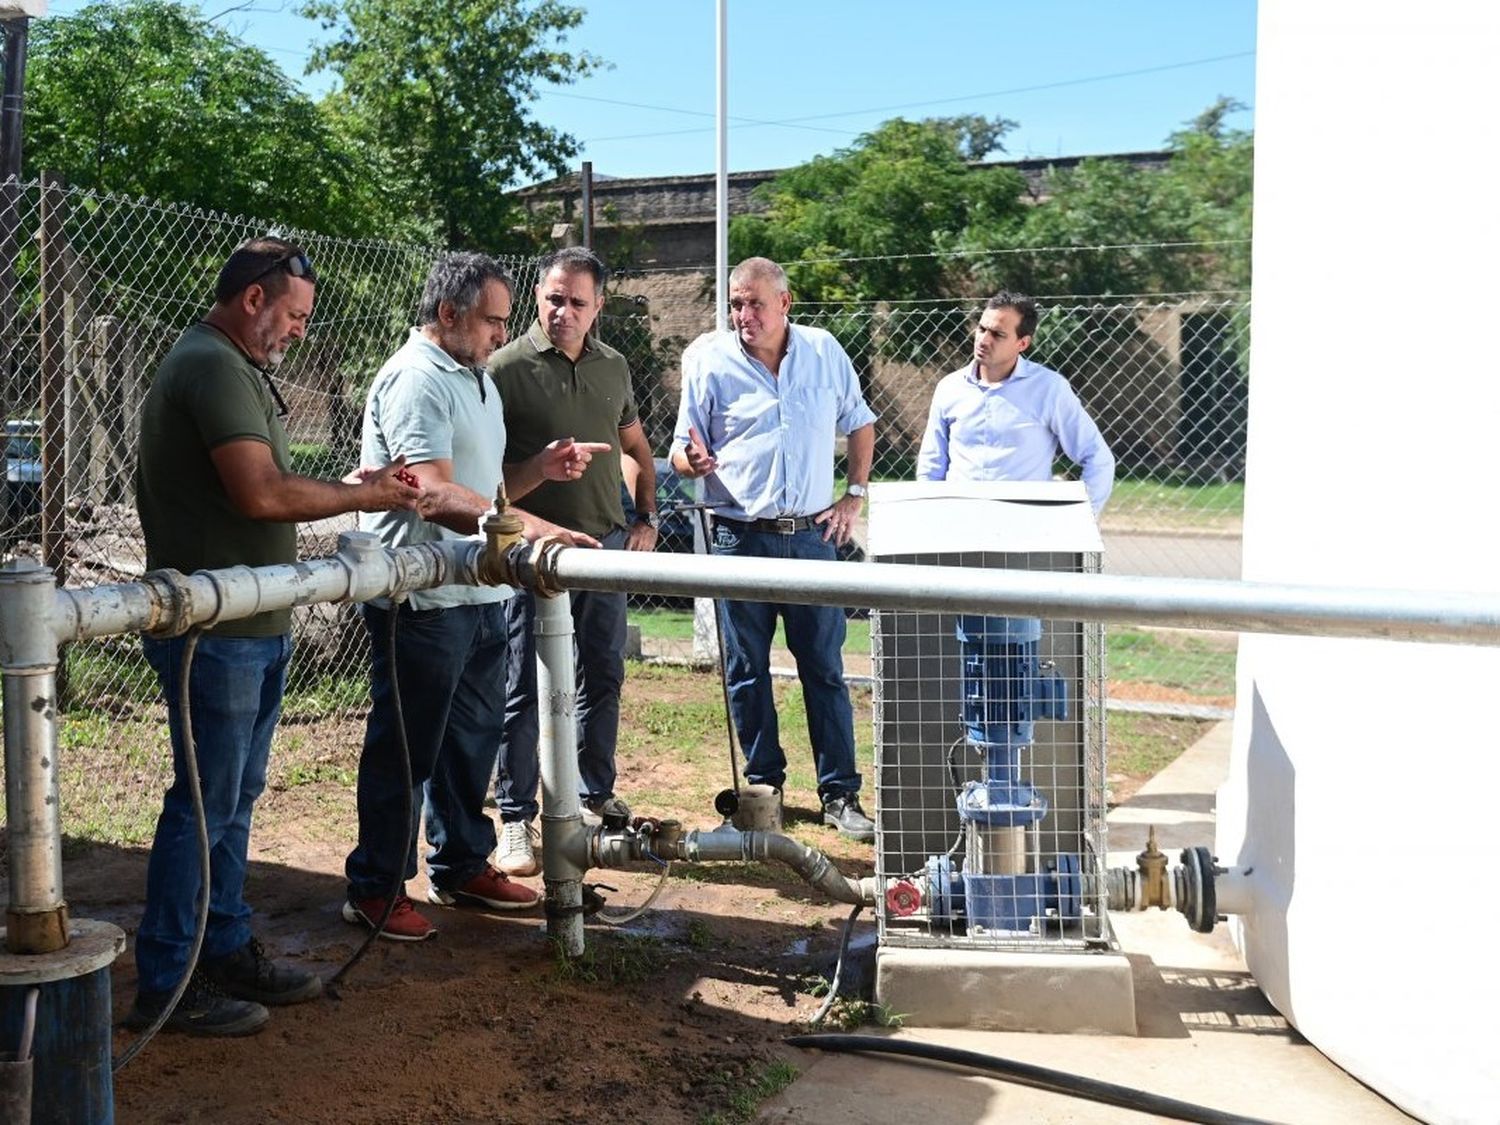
494, 819, 539, 877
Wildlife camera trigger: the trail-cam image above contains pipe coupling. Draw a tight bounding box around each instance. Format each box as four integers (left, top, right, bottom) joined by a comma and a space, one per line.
519, 536, 570, 598
139, 568, 197, 637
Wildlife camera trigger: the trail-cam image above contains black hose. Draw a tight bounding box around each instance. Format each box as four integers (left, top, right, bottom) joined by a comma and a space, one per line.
808, 903, 863, 1026
328, 601, 413, 990
114, 627, 211, 1072
783, 1033, 1285, 1125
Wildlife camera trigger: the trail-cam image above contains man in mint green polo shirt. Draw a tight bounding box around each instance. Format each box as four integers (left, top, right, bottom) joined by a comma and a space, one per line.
343, 252, 605, 942
486, 247, 660, 878
131, 237, 421, 1038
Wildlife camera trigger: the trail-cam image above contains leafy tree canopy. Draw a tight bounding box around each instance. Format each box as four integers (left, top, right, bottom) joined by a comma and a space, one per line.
732, 101, 1252, 303
23, 0, 388, 237
300, 0, 601, 251
969, 96, 1254, 296
730, 116, 1029, 303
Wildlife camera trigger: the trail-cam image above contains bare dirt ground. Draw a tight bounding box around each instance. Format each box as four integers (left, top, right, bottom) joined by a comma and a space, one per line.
69, 668, 875, 1125
39, 664, 1200, 1124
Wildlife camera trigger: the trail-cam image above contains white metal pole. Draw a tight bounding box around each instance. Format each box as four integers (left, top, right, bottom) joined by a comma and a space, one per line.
714, 0, 728, 332
694, 0, 731, 663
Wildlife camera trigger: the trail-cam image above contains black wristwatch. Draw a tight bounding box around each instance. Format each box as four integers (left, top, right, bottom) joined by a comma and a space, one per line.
636, 510, 661, 530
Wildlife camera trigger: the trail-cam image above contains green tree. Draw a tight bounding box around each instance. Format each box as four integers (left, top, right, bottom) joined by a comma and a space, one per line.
23, 0, 388, 236
301, 0, 601, 251
969, 97, 1253, 297
729, 116, 1029, 371
731, 116, 1028, 305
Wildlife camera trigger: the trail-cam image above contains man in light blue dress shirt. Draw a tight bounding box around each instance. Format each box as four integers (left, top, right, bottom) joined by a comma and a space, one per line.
671, 257, 878, 841
916, 291, 1114, 512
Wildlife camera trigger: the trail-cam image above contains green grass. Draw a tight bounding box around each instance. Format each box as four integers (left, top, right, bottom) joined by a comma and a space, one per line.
1108, 627, 1237, 697
699, 1061, 800, 1125
63, 639, 161, 708
1109, 711, 1212, 778
1106, 477, 1243, 531
631, 608, 871, 655
549, 932, 667, 987
280, 672, 370, 719
288, 441, 333, 478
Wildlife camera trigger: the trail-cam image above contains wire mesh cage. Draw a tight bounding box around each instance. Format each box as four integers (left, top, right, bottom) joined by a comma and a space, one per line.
869, 488, 1109, 952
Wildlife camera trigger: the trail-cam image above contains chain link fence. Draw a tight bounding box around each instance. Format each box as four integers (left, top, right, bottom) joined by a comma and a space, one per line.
1, 180, 1244, 846
604, 273, 1245, 718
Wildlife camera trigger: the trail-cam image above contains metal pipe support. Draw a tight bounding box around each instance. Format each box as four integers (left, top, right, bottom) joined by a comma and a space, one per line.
534, 589, 586, 956
0, 561, 68, 952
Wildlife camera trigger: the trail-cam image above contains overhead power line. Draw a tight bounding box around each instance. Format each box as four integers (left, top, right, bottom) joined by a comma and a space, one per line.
622, 238, 1251, 276
579, 51, 1255, 144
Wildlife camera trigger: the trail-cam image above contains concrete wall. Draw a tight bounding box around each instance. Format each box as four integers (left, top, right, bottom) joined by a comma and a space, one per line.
1219, 3, 1500, 1122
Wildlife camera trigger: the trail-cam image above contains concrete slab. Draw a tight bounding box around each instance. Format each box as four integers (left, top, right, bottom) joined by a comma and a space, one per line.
875, 947, 1135, 1035
761, 721, 1419, 1124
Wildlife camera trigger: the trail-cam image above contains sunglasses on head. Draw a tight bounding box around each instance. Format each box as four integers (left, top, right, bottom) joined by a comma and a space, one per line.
246, 250, 317, 288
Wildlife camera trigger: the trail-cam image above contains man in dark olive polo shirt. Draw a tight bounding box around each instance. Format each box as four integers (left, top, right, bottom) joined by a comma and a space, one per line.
131, 237, 420, 1037
485, 247, 658, 876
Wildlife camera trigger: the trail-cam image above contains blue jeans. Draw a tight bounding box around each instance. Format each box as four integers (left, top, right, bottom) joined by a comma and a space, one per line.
345, 600, 508, 900
712, 521, 860, 802
495, 528, 627, 822
136, 632, 291, 995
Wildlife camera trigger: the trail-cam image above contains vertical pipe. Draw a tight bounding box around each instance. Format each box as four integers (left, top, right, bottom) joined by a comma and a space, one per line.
580, 160, 593, 250
37, 170, 66, 584
0, 18, 26, 184
0, 20, 28, 551
534, 591, 585, 956
714, 0, 728, 332
0, 559, 68, 954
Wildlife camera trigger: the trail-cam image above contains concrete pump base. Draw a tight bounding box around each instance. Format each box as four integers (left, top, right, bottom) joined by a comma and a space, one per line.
875, 945, 1137, 1035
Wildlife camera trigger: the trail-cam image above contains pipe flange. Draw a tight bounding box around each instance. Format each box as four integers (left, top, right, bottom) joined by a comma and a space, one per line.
1179, 846, 1217, 933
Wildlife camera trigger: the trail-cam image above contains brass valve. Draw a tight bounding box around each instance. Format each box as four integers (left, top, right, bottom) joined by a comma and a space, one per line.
1135, 825, 1172, 910
478, 486, 526, 587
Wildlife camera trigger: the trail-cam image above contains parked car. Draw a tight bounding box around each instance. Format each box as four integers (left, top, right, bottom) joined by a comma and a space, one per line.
621, 457, 700, 556
3, 419, 41, 526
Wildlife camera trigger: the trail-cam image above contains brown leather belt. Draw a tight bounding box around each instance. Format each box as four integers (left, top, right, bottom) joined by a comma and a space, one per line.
715, 514, 818, 534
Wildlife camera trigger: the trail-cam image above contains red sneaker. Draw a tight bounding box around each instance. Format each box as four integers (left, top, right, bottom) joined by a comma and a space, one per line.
427, 865, 540, 912
342, 893, 437, 941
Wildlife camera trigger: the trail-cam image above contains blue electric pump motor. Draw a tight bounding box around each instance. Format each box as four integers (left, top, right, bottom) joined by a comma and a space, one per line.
930, 613, 1083, 933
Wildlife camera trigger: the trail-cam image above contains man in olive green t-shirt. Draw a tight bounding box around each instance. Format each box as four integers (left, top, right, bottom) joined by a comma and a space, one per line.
485, 247, 659, 877
129, 237, 419, 1039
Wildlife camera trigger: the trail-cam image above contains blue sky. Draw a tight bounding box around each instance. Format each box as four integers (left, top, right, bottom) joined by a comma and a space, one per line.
43, 0, 1257, 182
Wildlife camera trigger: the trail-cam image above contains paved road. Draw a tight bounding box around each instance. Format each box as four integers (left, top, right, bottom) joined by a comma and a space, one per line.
1102, 530, 1242, 581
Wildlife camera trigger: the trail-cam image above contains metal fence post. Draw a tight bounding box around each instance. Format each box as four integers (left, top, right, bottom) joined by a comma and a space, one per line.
37, 171, 66, 584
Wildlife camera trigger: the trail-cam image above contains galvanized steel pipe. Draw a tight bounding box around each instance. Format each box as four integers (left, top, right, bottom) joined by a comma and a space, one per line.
540, 549, 1500, 647
51, 532, 487, 644
659, 826, 878, 906
0, 561, 67, 952
1, 533, 503, 954
534, 590, 587, 957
